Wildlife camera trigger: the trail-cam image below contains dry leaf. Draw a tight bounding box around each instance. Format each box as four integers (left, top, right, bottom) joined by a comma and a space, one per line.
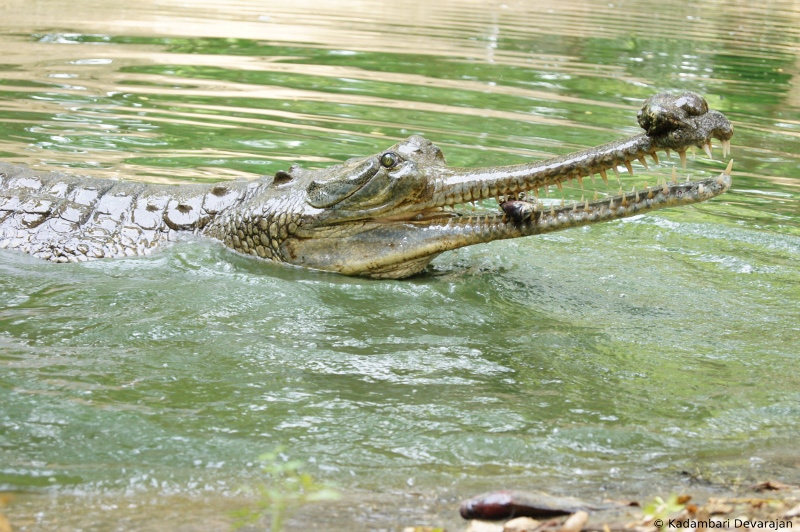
752, 480, 795, 492
504, 517, 541, 532
560, 511, 589, 532
466, 520, 505, 532
705, 501, 734, 515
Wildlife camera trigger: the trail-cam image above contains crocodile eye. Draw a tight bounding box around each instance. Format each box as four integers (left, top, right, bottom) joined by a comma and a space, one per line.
379, 151, 399, 169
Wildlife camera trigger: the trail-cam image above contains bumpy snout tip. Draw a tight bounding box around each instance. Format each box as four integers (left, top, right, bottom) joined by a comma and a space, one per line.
636, 91, 733, 163
637, 91, 710, 136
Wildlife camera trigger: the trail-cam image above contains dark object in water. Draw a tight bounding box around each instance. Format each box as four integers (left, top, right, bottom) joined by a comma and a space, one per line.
459, 490, 621, 521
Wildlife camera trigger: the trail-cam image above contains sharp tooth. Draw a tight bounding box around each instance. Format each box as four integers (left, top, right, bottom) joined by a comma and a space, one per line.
600, 169, 609, 185
722, 139, 731, 158
620, 189, 627, 206
556, 181, 563, 192
725, 159, 734, 174
698, 183, 705, 195
662, 183, 669, 195
672, 168, 678, 183
634, 187, 640, 202
651, 152, 659, 165
572, 201, 577, 212
613, 166, 621, 180
584, 199, 590, 211
665, 148, 671, 158
550, 205, 555, 216
624, 161, 634, 175
686, 173, 691, 183
679, 150, 687, 168
702, 142, 713, 159
593, 190, 599, 201
576, 175, 584, 189
534, 188, 540, 199
647, 189, 654, 199
638, 156, 649, 170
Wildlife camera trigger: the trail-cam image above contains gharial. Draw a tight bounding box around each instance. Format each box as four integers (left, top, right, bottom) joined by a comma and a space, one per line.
0, 92, 733, 279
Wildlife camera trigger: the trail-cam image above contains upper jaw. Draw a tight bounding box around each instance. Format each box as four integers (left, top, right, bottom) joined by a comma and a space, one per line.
420, 92, 734, 215
309, 92, 734, 226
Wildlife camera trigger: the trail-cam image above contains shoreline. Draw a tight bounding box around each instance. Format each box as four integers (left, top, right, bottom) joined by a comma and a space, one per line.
2, 481, 798, 531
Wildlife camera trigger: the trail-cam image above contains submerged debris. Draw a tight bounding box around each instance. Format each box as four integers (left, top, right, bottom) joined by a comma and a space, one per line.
459, 490, 622, 521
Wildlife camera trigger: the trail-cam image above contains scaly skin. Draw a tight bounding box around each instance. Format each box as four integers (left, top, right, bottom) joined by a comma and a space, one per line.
0, 92, 733, 279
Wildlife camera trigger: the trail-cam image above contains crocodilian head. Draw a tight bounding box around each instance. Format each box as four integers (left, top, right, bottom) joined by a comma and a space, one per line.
274, 92, 734, 279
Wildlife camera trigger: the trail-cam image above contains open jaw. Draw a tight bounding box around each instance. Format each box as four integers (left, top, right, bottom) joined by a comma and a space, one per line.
412, 159, 734, 236
411, 91, 734, 232
291, 92, 735, 279
358, 160, 734, 279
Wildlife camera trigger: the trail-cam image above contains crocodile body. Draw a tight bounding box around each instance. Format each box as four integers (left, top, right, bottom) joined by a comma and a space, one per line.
0, 92, 733, 279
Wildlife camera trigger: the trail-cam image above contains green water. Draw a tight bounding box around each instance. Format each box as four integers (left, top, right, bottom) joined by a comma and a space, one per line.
1, 0, 799, 530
